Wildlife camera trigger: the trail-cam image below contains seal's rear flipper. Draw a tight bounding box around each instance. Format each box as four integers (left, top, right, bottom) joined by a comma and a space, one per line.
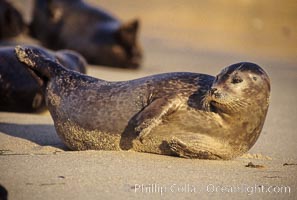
15, 45, 67, 80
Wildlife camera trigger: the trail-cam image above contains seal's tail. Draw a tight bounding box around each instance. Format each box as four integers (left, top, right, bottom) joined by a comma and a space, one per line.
14, 45, 65, 79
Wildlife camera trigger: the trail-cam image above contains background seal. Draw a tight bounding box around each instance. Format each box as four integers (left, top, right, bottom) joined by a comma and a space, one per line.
0, 45, 86, 112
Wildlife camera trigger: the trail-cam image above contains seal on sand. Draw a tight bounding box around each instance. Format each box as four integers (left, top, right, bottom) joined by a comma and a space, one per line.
30, 0, 142, 68
0, 46, 86, 112
15, 46, 270, 159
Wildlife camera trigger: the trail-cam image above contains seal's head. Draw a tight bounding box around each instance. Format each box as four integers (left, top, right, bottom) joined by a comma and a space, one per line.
202, 62, 271, 154
205, 62, 270, 115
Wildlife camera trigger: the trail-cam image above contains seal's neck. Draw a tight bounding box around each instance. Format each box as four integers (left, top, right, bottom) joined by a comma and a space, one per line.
219, 98, 269, 149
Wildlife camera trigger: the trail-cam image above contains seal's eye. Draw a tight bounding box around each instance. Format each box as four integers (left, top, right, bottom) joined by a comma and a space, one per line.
231, 76, 243, 84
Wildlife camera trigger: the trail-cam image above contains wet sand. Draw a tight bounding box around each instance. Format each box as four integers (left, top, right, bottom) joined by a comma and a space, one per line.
1, 0, 297, 199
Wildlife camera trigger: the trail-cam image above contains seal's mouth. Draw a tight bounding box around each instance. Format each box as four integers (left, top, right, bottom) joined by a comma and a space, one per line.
209, 100, 224, 112
208, 101, 217, 112
210, 100, 220, 106
210, 93, 247, 113
203, 87, 231, 112
206, 87, 231, 112
210, 95, 230, 107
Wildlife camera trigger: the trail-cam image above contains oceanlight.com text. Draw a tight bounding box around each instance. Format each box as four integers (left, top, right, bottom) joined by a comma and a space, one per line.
133, 183, 291, 196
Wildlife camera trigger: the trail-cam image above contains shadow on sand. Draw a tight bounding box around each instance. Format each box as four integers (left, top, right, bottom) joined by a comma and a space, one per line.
0, 123, 67, 150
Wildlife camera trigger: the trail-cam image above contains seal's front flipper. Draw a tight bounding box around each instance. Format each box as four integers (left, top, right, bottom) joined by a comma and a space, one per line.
14, 45, 66, 79
169, 138, 221, 160
133, 96, 181, 142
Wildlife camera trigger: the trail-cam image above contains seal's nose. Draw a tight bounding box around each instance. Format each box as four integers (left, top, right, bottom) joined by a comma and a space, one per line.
210, 88, 217, 95
210, 88, 221, 98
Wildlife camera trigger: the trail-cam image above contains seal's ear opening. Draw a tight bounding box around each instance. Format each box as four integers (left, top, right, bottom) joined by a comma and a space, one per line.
116, 19, 140, 48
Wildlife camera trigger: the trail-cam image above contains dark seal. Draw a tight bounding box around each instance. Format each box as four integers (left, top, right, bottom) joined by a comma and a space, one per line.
0, 0, 25, 39
30, 0, 142, 68
15, 46, 270, 159
0, 184, 8, 200
0, 46, 86, 112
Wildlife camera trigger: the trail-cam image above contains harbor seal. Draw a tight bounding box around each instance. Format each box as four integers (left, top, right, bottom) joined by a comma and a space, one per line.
0, 46, 86, 112
15, 46, 270, 159
30, 0, 142, 68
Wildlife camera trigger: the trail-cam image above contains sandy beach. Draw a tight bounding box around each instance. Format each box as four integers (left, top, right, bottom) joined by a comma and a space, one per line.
1, 0, 297, 199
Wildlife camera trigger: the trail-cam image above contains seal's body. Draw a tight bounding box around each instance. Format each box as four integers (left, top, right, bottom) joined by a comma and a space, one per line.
0, 46, 86, 112
15, 46, 270, 159
30, 0, 142, 68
